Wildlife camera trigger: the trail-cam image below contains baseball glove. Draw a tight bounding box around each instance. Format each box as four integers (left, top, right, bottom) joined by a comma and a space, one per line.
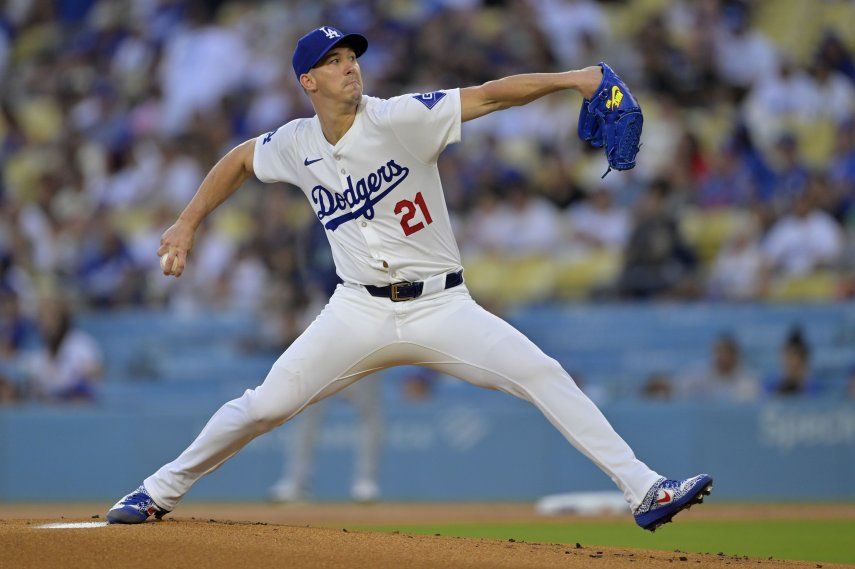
578, 62, 643, 177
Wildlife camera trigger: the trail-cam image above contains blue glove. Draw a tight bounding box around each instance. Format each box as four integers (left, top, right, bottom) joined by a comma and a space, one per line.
578, 62, 643, 177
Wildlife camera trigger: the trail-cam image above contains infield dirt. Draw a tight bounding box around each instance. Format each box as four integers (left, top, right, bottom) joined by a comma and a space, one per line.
1, 503, 852, 569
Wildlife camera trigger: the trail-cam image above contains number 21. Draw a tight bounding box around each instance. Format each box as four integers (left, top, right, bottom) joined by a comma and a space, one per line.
395, 192, 433, 236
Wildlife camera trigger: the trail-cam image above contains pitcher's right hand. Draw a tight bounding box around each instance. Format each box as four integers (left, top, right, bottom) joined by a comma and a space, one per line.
157, 219, 196, 277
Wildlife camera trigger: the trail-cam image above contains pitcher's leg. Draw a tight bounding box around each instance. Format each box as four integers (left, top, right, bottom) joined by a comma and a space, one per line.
144, 287, 395, 511
406, 292, 661, 509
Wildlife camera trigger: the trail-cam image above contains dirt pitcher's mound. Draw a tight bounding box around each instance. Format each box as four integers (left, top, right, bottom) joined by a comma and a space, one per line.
0, 519, 847, 569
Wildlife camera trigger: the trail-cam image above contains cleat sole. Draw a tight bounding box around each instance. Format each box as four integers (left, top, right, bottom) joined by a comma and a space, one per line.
106, 507, 149, 524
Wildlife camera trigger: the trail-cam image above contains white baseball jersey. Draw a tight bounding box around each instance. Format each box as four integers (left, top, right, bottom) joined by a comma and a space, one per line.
143, 87, 663, 517
253, 89, 464, 285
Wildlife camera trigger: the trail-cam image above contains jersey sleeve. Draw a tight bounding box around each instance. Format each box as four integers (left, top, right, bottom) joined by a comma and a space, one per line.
252, 121, 300, 185
385, 88, 461, 164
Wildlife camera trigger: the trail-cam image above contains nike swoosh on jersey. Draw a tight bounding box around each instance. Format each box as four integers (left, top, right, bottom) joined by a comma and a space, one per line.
304, 157, 323, 166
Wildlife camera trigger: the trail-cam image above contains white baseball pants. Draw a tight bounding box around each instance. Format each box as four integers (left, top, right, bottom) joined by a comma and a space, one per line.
145, 283, 661, 511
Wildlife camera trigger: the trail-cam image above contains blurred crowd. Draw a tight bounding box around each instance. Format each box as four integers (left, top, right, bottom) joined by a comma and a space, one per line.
2, 0, 855, 310
1, 0, 854, 402
637, 325, 855, 404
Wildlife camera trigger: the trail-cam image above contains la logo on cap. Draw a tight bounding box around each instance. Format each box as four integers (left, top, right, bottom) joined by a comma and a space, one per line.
320, 26, 341, 39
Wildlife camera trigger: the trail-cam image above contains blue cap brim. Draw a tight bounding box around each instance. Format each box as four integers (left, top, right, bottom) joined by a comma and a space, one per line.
302, 33, 368, 76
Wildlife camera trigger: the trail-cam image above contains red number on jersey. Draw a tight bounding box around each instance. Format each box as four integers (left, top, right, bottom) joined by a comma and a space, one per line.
395, 192, 433, 236
414, 191, 433, 224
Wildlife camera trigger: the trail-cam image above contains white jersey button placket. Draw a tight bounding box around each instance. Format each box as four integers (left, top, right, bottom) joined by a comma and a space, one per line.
358, 220, 385, 262
337, 160, 387, 272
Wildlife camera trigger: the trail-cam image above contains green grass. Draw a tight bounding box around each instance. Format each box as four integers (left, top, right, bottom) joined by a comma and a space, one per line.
354, 520, 855, 565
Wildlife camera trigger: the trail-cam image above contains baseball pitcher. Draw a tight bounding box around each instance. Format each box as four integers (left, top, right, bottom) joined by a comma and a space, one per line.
108, 26, 711, 531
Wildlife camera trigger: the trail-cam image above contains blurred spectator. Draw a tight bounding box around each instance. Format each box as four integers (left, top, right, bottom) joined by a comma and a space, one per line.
616, 181, 698, 298
158, 3, 250, 134
228, 240, 270, 313
88, 144, 158, 208
743, 61, 816, 151
0, 374, 18, 403
828, 119, 855, 215
156, 137, 205, 209
671, 131, 710, 192
713, 4, 778, 89
769, 134, 810, 212
635, 14, 684, 97
503, 183, 563, 255
707, 217, 765, 300
534, 148, 586, 210
18, 173, 63, 273
26, 298, 103, 402
566, 185, 629, 252
640, 373, 674, 401
401, 367, 438, 403
728, 122, 778, 203
810, 58, 854, 123
761, 192, 844, 276
805, 172, 843, 224
0, 289, 33, 358
0, 288, 29, 404
636, 94, 683, 180
77, 217, 140, 307
680, 334, 760, 402
466, 191, 508, 254
696, 143, 755, 208
663, 1, 719, 105
765, 327, 819, 397
468, 182, 562, 256
532, 0, 607, 69
816, 31, 855, 82
0, 22, 8, 78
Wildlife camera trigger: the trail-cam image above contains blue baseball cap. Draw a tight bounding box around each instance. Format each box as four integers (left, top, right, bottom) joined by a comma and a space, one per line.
292, 26, 368, 80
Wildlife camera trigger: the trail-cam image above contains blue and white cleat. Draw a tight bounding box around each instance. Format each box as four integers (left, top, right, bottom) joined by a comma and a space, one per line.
106, 484, 169, 524
633, 474, 713, 531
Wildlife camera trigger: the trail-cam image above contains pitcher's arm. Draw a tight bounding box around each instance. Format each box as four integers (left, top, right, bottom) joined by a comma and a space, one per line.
158, 139, 256, 277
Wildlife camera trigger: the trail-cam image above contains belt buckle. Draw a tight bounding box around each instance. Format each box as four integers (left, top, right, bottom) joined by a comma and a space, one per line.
390, 282, 415, 302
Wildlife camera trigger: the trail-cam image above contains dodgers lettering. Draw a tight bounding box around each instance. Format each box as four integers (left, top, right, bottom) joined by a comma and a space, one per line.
311, 159, 410, 231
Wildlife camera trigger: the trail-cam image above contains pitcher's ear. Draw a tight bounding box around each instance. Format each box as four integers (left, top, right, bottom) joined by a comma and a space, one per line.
300, 72, 316, 92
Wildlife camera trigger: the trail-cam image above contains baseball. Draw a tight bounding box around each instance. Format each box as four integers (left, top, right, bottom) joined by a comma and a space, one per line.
160, 253, 178, 273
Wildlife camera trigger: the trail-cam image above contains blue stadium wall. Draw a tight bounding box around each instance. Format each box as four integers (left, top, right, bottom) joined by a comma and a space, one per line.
1, 396, 853, 502
1, 302, 854, 502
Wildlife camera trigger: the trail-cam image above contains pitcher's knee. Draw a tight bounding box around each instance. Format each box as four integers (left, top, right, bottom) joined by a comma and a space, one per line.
244, 388, 295, 432
515, 355, 565, 382
513, 357, 580, 394
243, 363, 317, 431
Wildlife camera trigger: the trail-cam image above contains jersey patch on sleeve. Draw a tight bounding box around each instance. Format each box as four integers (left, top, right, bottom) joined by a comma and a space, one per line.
412, 91, 446, 110
262, 127, 278, 145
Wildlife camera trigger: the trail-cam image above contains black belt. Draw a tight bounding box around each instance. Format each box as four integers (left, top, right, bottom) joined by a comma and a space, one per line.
365, 270, 464, 302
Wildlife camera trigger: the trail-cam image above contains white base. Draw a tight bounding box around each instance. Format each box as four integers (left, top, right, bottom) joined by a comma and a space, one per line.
535, 491, 629, 516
